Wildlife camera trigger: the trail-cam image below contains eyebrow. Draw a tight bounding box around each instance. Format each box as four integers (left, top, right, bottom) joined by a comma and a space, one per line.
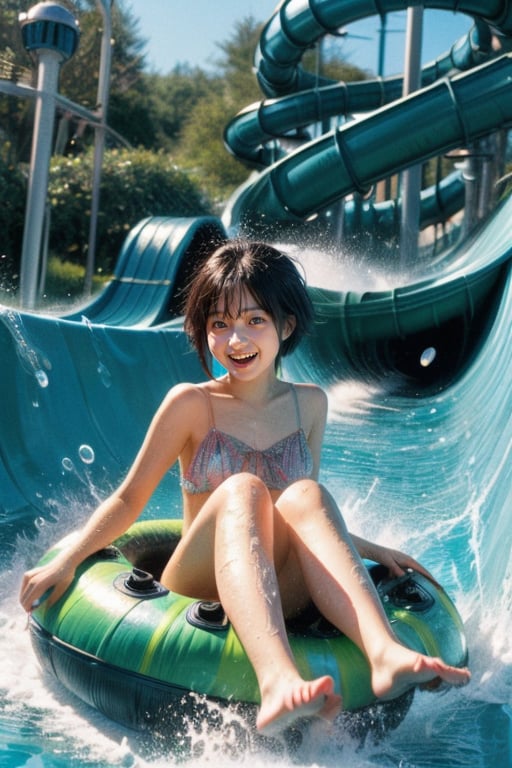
208, 305, 263, 317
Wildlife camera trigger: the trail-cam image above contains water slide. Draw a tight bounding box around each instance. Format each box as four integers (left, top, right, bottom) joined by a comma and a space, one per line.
0, 310, 205, 543
224, 10, 497, 236
0, 3, 511, 761
66, 2, 512, 341
0, 0, 510, 527
224, 1, 512, 233
221, 0, 512, 411
62, 216, 226, 327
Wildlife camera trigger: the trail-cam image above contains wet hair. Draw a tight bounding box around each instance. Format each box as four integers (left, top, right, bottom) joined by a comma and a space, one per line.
184, 240, 314, 377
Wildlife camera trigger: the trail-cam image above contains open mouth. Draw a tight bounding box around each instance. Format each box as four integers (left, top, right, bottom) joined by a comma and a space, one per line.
229, 352, 257, 366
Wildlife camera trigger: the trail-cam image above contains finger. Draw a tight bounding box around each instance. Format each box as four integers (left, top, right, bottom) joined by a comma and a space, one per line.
30, 587, 54, 609
401, 561, 442, 589
386, 562, 407, 579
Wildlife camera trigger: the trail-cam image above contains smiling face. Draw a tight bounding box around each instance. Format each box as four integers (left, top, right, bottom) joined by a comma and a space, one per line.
183, 241, 313, 378
207, 286, 294, 380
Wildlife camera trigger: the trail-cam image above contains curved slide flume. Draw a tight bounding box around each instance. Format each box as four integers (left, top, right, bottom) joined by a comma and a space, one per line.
286, 192, 512, 387
224, 53, 512, 232
62, 216, 227, 327
224, 13, 499, 236
223, 0, 512, 386
254, 0, 512, 97
224, 0, 512, 234
226, 19, 494, 167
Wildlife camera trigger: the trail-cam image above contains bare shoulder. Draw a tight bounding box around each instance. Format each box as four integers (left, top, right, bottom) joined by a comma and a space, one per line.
292, 381, 327, 406
161, 381, 208, 407
154, 382, 211, 432
292, 382, 328, 428
291, 383, 327, 471
160, 382, 207, 416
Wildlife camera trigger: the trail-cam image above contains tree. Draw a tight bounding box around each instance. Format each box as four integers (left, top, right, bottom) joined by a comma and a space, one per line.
0, 154, 25, 290
110, 65, 217, 152
48, 147, 213, 274
174, 17, 369, 202
173, 18, 265, 201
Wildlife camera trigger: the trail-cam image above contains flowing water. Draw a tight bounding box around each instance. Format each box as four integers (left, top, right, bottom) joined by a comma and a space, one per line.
0, 259, 511, 767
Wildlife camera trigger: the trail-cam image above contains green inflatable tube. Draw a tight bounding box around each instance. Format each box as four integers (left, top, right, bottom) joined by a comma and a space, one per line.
29, 519, 468, 733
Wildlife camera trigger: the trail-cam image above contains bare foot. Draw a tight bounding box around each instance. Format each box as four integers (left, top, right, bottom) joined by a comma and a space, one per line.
371, 644, 471, 702
256, 674, 341, 735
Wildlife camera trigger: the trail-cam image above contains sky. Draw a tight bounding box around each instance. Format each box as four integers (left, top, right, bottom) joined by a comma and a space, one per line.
127, 1, 473, 78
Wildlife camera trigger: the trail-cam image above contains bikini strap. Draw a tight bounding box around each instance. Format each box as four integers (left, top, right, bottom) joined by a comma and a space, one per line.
200, 387, 216, 429
290, 384, 302, 430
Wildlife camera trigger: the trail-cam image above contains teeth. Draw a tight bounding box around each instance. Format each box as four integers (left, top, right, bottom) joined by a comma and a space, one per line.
230, 353, 255, 361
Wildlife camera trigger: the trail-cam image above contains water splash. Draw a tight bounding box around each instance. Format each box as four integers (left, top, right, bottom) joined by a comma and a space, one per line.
62, 457, 75, 473
79, 444, 95, 465
420, 347, 437, 367
81, 316, 113, 388
0, 309, 52, 389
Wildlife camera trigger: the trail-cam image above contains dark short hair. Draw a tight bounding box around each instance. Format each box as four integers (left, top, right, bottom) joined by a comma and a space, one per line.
184, 240, 314, 376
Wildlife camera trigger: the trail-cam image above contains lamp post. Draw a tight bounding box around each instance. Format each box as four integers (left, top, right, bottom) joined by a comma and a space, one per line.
18, 2, 79, 309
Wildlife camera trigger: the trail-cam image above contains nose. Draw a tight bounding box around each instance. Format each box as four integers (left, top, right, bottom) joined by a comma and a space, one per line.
228, 324, 248, 347
229, 329, 246, 346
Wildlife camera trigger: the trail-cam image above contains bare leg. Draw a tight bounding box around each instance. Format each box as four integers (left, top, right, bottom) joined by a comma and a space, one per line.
161, 473, 341, 733
276, 479, 471, 699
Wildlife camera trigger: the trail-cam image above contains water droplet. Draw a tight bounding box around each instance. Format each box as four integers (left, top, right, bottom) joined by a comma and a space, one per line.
420, 347, 437, 367
62, 457, 74, 472
97, 361, 112, 388
35, 369, 49, 388
78, 444, 95, 465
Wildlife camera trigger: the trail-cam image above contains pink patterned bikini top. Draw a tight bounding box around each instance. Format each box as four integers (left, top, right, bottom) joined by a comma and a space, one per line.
181, 385, 314, 494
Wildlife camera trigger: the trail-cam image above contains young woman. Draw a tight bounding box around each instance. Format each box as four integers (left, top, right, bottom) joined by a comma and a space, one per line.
20, 240, 470, 733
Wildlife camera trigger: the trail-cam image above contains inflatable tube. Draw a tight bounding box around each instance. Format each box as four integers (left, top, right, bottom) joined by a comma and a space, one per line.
29, 519, 468, 733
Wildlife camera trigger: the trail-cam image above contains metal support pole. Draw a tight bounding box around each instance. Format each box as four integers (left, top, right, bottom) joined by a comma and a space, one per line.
18, 2, 79, 308
84, 0, 113, 296
378, 13, 387, 77
19, 50, 62, 309
399, 6, 424, 268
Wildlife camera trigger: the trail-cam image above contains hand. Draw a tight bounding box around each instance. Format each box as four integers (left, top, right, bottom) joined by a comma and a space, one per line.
19, 555, 76, 613
352, 536, 440, 587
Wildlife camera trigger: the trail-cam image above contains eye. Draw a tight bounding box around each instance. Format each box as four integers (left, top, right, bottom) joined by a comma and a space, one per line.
210, 318, 227, 330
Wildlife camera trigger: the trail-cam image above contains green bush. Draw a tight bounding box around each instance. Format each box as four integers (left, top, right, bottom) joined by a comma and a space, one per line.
48, 147, 213, 274
43, 256, 107, 302
0, 154, 26, 285
0, 147, 213, 301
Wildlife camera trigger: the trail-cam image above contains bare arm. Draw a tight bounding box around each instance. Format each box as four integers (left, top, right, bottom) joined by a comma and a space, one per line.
350, 534, 439, 585
19, 383, 200, 611
300, 384, 328, 480
291, 384, 437, 586
304, 386, 436, 584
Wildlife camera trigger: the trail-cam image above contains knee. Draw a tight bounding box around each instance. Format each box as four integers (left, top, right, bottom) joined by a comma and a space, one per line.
278, 478, 327, 518
277, 478, 337, 524
219, 472, 272, 507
